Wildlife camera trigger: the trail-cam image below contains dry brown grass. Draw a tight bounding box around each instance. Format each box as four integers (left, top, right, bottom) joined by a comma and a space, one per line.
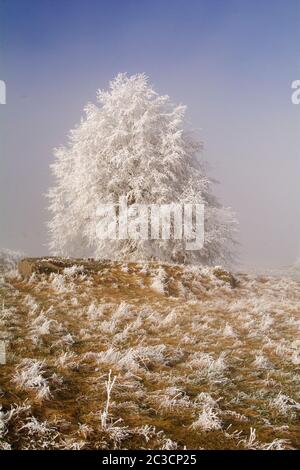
0, 260, 299, 450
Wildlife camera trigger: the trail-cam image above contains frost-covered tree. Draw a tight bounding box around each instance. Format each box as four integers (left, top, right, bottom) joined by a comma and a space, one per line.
48, 73, 237, 264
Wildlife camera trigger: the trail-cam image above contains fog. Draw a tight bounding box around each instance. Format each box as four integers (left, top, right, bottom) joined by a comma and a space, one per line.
0, 0, 299, 269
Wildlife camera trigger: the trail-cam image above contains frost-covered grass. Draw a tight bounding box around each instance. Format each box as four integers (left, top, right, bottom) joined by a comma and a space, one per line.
0, 260, 299, 449
0, 249, 24, 272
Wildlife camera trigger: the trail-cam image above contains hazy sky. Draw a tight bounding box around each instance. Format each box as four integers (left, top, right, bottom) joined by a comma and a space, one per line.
0, 0, 299, 268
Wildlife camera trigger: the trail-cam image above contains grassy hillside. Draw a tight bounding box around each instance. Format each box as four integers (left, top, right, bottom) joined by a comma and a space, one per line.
0, 258, 299, 449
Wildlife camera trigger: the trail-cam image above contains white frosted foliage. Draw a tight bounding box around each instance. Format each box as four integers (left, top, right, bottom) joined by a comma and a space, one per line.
48, 73, 237, 264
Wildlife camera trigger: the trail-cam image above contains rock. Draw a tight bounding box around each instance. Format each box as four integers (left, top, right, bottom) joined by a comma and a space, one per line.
212, 267, 237, 288
18, 257, 106, 277
18, 258, 62, 277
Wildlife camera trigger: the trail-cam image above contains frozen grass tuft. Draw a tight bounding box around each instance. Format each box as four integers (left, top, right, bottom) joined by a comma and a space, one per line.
150, 267, 167, 294
18, 416, 56, 436
12, 359, 52, 401
190, 404, 222, 431
189, 352, 227, 380
270, 392, 300, 417
63, 265, 84, 277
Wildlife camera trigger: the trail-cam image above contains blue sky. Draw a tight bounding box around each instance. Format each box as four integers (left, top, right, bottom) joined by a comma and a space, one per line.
0, 0, 299, 267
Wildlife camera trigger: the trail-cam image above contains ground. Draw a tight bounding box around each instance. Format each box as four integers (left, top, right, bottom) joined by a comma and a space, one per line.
0, 257, 299, 450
